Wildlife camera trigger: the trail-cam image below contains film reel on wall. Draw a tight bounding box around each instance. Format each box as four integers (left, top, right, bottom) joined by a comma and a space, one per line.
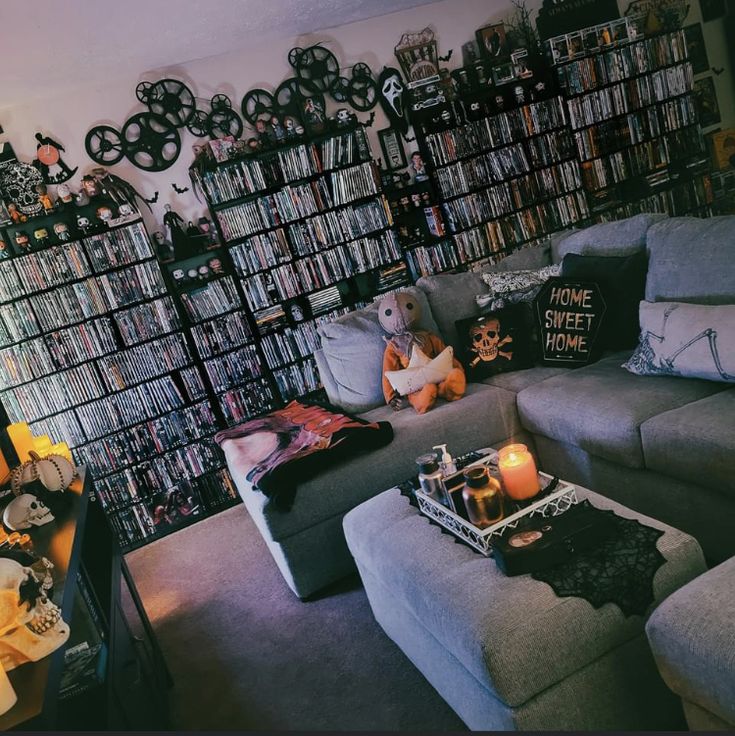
121, 113, 181, 172
85, 125, 126, 165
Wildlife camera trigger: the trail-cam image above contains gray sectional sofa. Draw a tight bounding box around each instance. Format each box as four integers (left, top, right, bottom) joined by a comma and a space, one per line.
226, 213, 735, 598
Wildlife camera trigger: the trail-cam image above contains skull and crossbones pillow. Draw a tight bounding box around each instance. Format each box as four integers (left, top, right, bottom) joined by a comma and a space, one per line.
456, 306, 533, 379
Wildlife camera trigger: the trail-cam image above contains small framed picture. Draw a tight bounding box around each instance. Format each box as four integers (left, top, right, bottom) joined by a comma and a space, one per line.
378, 128, 408, 171
684, 24, 710, 74
694, 76, 721, 127
476, 22, 509, 61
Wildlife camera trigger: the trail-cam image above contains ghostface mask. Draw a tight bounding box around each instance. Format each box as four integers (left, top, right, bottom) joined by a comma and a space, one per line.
378, 67, 409, 134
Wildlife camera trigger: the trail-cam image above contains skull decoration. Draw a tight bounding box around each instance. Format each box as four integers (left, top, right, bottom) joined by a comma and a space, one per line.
0, 162, 44, 217
469, 316, 513, 367
3, 494, 55, 532
0, 558, 70, 670
378, 67, 409, 134
334, 108, 353, 127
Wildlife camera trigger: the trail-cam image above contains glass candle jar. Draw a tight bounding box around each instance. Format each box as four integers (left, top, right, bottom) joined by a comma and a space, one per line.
497, 443, 540, 501
462, 466, 504, 529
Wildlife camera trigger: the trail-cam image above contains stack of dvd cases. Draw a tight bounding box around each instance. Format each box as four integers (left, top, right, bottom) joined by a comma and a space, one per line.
0, 219, 233, 551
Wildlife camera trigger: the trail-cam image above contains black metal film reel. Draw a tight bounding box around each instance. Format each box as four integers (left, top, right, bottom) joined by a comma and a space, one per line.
275, 78, 304, 117
329, 76, 351, 103
122, 112, 181, 171
288, 47, 304, 68
136, 81, 157, 104
352, 62, 373, 80
295, 45, 339, 94
148, 78, 196, 128
186, 109, 210, 138
211, 93, 232, 111
240, 88, 275, 124
207, 108, 243, 140
85, 125, 125, 165
348, 76, 378, 111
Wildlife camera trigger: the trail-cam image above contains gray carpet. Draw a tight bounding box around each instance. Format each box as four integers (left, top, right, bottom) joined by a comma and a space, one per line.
127, 504, 466, 731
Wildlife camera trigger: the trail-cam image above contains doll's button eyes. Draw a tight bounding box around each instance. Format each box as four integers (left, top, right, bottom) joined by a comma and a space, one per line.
406, 302, 414, 310
385, 309, 392, 316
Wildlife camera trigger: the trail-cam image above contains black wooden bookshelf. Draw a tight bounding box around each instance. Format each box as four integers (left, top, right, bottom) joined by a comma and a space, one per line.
0, 215, 238, 551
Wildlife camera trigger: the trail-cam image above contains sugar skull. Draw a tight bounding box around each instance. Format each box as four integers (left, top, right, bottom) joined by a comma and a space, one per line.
0, 162, 44, 217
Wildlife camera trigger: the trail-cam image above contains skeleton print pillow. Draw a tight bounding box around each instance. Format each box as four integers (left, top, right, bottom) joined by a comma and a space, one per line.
455, 306, 534, 380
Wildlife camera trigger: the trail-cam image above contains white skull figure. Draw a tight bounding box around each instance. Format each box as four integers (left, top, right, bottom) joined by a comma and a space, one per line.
335, 108, 352, 127
469, 317, 513, 367
0, 162, 44, 217
0, 559, 70, 670
3, 494, 55, 531
382, 73, 405, 118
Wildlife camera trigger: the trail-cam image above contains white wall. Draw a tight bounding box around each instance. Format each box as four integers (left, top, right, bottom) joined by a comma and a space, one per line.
1, 0, 731, 236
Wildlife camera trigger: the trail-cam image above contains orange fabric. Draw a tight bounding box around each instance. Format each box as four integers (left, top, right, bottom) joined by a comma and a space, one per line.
382, 331, 466, 412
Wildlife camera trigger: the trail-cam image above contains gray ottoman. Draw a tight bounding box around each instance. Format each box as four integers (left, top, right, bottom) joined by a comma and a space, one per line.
344, 485, 707, 731
646, 556, 735, 731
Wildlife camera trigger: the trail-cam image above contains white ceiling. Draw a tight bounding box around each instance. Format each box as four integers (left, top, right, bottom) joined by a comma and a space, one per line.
0, 0, 436, 107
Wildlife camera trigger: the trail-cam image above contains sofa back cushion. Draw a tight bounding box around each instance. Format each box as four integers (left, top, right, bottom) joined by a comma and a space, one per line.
316, 287, 439, 413
554, 213, 668, 260
646, 217, 735, 304
415, 271, 485, 350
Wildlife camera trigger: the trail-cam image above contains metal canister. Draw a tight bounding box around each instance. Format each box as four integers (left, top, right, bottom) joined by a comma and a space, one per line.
416, 453, 450, 508
462, 466, 504, 529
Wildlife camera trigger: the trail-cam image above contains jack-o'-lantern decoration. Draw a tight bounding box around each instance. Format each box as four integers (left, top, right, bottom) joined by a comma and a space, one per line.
11, 452, 77, 496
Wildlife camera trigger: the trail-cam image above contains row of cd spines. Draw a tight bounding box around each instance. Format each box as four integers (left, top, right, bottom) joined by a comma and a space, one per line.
27, 373, 206, 448
407, 192, 590, 278
0, 221, 152, 304
0, 260, 167, 349
592, 173, 712, 221
105, 468, 237, 549
179, 230, 400, 320
555, 30, 687, 96
94, 438, 225, 512
441, 179, 587, 235
215, 162, 380, 242
580, 127, 705, 192
200, 128, 371, 205
229, 197, 391, 276
572, 95, 699, 162
423, 97, 568, 167
565, 62, 693, 130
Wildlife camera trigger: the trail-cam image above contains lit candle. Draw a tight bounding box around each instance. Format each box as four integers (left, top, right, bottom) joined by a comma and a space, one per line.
498, 444, 540, 501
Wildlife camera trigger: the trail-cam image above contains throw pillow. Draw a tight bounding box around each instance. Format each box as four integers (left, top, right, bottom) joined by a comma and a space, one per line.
455, 306, 534, 380
482, 265, 561, 297
623, 301, 735, 383
316, 286, 439, 413
216, 400, 394, 509
534, 278, 608, 367
561, 251, 647, 350
385, 346, 454, 396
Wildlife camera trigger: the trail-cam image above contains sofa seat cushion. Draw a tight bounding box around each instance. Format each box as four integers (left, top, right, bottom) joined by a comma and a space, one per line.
517, 352, 727, 468
234, 382, 522, 542
646, 556, 735, 726
482, 365, 568, 393
640, 389, 735, 499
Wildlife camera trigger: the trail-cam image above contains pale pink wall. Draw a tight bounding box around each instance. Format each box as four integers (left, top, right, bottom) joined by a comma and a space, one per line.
1, 0, 731, 235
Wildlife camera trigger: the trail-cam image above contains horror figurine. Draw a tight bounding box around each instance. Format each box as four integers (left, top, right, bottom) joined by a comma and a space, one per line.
56, 182, 74, 208
379, 291, 466, 414
163, 203, 190, 259
14, 231, 30, 252
35, 183, 54, 213
53, 222, 70, 242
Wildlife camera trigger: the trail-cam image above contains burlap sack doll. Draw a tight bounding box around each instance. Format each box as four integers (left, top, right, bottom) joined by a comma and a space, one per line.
379, 292, 466, 414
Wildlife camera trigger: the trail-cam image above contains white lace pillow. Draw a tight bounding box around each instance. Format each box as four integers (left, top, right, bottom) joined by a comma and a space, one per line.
478, 265, 561, 310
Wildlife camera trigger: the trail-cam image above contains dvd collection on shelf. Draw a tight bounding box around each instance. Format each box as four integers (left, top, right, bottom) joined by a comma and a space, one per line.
0, 219, 240, 551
